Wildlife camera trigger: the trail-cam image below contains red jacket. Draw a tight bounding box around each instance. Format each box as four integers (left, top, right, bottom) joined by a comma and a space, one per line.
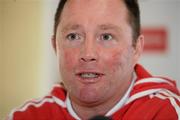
8, 64, 180, 120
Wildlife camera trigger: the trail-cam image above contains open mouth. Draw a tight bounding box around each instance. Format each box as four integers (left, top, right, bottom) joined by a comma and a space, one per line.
76, 72, 104, 79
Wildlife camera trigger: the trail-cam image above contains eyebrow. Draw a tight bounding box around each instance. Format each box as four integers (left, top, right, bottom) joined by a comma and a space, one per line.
61, 24, 83, 33
98, 24, 122, 31
60, 23, 121, 33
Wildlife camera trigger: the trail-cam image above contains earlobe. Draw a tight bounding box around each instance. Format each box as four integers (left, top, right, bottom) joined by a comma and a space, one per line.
51, 35, 57, 54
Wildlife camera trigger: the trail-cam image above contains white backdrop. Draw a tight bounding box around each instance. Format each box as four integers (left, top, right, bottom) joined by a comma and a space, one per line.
139, 0, 180, 87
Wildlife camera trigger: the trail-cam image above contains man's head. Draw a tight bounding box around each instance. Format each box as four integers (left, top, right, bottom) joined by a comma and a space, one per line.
52, 0, 144, 112
54, 0, 140, 45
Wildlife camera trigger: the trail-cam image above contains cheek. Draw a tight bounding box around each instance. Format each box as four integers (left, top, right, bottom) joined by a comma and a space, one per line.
102, 48, 133, 73
58, 48, 79, 71
102, 49, 123, 72
110, 52, 124, 73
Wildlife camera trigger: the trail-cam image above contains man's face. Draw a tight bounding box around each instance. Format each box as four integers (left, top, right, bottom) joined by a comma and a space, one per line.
54, 0, 143, 104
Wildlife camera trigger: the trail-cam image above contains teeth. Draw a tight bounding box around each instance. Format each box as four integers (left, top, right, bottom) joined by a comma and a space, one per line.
80, 73, 99, 78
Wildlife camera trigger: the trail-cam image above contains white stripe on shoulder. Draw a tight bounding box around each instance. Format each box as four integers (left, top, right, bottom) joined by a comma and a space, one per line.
127, 88, 180, 119
126, 89, 162, 104
159, 90, 180, 101
8, 97, 54, 119
52, 96, 66, 108
8, 97, 65, 120
134, 77, 174, 86
154, 93, 180, 119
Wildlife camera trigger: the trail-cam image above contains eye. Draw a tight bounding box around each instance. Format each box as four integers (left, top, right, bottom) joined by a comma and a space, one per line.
66, 33, 80, 41
101, 33, 113, 41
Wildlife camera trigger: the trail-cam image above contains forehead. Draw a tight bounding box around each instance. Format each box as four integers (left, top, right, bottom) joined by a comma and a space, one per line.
60, 0, 128, 22
57, 0, 131, 34
64, 0, 126, 11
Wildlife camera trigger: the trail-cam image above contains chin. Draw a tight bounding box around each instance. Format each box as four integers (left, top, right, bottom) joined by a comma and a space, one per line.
78, 87, 102, 103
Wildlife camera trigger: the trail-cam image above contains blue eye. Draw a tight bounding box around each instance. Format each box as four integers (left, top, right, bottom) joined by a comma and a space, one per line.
101, 33, 113, 41
66, 33, 80, 41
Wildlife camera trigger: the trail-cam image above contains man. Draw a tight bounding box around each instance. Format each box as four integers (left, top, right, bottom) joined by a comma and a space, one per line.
8, 0, 180, 120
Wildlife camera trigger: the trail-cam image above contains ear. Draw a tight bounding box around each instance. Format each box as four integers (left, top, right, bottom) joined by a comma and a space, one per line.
133, 35, 144, 62
51, 35, 57, 54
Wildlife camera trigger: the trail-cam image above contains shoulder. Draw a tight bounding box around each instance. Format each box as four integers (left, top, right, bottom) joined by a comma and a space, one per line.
121, 94, 179, 120
7, 85, 68, 120
127, 76, 180, 119
149, 89, 180, 120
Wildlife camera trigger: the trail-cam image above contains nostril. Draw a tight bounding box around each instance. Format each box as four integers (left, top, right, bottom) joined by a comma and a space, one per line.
79, 47, 98, 62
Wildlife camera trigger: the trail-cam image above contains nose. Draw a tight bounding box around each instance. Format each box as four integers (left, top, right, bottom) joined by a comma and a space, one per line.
79, 39, 98, 63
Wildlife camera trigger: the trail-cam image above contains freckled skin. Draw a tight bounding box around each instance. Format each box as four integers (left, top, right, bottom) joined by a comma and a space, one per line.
53, 0, 144, 119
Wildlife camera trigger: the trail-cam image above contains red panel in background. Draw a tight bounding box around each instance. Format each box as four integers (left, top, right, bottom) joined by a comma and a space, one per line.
142, 27, 168, 52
